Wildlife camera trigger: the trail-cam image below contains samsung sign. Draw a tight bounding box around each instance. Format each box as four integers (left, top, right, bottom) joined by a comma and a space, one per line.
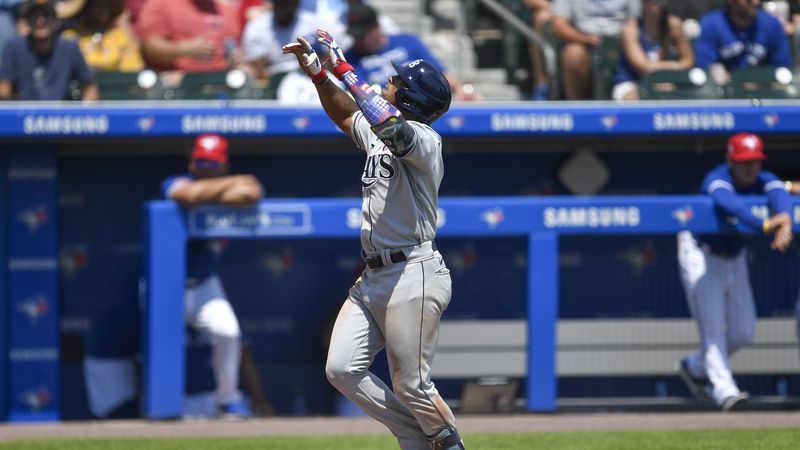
24, 115, 109, 135
181, 114, 267, 133
652, 112, 735, 131
490, 113, 574, 132
543, 207, 641, 228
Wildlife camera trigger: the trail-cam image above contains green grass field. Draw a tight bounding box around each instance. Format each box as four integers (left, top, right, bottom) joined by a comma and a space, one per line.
2, 428, 799, 450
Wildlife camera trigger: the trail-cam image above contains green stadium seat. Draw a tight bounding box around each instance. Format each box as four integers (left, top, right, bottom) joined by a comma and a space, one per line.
591, 37, 622, 100
174, 70, 258, 100
725, 65, 800, 99
639, 68, 723, 100
95, 70, 167, 100
261, 71, 288, 100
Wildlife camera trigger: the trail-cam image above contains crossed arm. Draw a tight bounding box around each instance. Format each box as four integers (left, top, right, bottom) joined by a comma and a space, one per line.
169, 175, 263, 206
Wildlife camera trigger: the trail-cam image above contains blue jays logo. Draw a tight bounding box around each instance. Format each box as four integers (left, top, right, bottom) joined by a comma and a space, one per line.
138, 116, 155, 132
293, 116, 310, 130
601, 115, 618, 129
259, 247, 296, 277
16, 205, 48, 234
672, 205, 695, 225
763, 114, 779, 128
17, 294, 50, 323
447, 115, 465, 130
60, 245, 90, 280
618, 241, 657, 276
481, 208, 505, 228
18, 385, 51, 412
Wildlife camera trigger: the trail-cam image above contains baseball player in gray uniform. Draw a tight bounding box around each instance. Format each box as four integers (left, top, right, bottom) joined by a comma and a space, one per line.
283, 29, 464, 450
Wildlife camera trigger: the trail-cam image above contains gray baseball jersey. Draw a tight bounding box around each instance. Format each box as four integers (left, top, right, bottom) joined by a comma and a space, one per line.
326, 112, 457, 450
351, 111, 443, 251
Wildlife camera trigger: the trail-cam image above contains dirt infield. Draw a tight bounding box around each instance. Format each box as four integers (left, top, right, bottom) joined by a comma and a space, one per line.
1, 411, 799, 441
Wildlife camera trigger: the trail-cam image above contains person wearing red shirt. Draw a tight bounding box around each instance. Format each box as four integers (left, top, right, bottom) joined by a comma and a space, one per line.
135, 0, 245, 72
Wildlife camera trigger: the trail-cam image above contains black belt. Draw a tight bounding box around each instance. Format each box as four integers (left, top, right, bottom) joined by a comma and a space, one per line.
364, 250, 407, 270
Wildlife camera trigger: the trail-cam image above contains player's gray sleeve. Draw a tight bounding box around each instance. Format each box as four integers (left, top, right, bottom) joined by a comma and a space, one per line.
396, 122, 442, 173
351, 112, 372, 153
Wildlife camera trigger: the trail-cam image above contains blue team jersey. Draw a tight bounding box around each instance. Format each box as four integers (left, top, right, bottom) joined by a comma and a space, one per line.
344, 33, 447, 87
696, 163, 790, 256
695, 10, 792, 70
0, 35, 94, 100
161, 174, 226, 283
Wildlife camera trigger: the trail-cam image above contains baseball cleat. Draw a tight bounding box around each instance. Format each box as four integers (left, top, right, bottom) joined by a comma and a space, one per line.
429, 427, 465, 450
677, 358, 712, 400
217, 401, 252, 420
720, 392, 749, 412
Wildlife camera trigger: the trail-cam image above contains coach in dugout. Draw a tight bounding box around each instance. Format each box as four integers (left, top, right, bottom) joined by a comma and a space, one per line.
676, 132, 792, 412
160, 134, 264, 418
0, 0, 98, 100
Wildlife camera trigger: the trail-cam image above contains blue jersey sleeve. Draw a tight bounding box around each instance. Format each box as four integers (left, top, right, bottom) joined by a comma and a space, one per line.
695, 15, 720, 69
160, 175, 191, 199
766, 19, 793, 67
761, 171, 792, 214
702, 168, 763, 230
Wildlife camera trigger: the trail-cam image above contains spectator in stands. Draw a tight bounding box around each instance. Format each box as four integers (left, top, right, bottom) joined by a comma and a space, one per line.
242, 0, 341, 81
523, 0, 554, 100
612, 0, 695, 101
677, 132, 792, 412
551, 0, 641, 100
0, 0, 98, 100
136, 0, 247, 74
61, 0, 144, 72
0, 1, 21, 60
161, 134, 264, 419
695, 0, 792, 84
342, 3, 474, 100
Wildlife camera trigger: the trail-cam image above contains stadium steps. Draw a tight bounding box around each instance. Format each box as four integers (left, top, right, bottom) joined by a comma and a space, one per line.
371, 0, 522, 101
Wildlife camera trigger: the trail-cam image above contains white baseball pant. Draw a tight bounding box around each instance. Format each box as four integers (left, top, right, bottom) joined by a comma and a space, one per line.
677, 231, 755, 405
185, 274, 243, 406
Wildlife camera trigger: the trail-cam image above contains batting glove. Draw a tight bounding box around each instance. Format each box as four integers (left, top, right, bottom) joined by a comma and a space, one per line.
316, 29, 354, 80
282, 36, 328, 84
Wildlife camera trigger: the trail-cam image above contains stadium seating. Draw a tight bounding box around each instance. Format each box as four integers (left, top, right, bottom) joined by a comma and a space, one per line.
591, 37, 622, 100
639, 68, 723, 100
725, 66, 800, 99
173, 70, 262, 100
95, 70, 167, 101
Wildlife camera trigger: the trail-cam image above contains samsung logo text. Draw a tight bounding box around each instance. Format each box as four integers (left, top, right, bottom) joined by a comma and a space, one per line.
24, 115, 109, 135
543, 207, 641, 228
491, 113, 573, 132
653, 113, 734, 131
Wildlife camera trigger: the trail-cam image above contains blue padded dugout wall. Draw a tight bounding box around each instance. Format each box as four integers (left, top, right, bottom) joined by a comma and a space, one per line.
2, 102, 800, 420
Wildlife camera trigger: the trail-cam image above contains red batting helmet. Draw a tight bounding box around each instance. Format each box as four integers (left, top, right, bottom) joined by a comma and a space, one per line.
727, 132, 765, 162
191, 134, 228, 164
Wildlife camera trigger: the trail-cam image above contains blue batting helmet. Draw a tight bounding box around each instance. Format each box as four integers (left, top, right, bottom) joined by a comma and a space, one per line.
391, 59, 452, 124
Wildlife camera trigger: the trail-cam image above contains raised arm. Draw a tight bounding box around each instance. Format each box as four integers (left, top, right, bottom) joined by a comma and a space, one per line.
282, 36, 358, 136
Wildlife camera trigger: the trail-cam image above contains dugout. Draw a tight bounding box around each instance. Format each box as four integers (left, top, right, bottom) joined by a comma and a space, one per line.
1, 100, 799, 421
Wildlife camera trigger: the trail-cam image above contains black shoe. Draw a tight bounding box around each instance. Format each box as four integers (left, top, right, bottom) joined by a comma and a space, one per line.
677, 358, 711, 400
430, 427, 465, 450
720, 392, 749, 412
